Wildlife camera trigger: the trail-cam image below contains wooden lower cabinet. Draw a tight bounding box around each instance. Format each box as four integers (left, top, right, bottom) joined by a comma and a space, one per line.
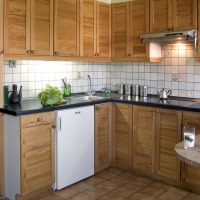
181, 111, 200, 187
4, 112, 55, 200
155, 108, 182, 182
95, 103, 112, 172
132, 106, 155, 174
112, 103, 132, 168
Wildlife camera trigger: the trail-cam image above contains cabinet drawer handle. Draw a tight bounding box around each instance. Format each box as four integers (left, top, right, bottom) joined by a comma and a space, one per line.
75, 111, 81, 114
26, 50, 30, 54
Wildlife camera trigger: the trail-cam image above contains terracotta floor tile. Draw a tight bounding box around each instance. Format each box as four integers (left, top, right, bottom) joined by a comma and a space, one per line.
95, 180, 119, 191
55, 187, 80, 199
127, 192, 155, 200
37, 193, 65, 200
69, 181, 93, 192
66, 193, 94, 200
182, 192, 200, 200
158, 186, 189, 200
84, 176, 105, 186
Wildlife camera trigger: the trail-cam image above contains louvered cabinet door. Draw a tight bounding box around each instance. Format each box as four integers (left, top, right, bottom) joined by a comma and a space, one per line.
30, 0, 53, 56
111, 2, 129, 58
150, 0, 173, 32
172, 0, 197, 31
80, 0, 96, 57
155, 109, 182, 181
129, 0, 150, 58
133, 106, 156, 174
95, 103, 112, 172
96, 2, 111, 58
0, 0, 3, 54
54, 0, 80, 56
181, 111, 200, 187
113, 103, 132, 168
4, 0, 31, 55
20, 124, 55, 195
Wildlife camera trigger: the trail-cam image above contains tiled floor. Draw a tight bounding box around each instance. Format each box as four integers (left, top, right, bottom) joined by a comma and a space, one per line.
2, 168, 200, 200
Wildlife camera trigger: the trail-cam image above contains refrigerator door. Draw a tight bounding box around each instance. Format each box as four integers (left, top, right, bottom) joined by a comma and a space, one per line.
56, 106, 94, 190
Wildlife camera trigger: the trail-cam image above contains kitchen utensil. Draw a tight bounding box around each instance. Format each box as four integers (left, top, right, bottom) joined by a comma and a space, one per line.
140, 85, 148, 97
63, 84, 71, 97
133, 85, 139, 96
157, 88, 172, 99
118, 84, 125, 95
9, 84, 22, 104
125, 84, 132, 96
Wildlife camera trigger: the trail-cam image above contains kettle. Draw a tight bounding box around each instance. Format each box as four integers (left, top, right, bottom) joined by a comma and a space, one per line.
157, 88, 172, 99
9, 84, 22, 104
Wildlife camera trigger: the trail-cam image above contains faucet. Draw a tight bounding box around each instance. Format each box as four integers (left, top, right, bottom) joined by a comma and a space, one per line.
85, 74, 95, 96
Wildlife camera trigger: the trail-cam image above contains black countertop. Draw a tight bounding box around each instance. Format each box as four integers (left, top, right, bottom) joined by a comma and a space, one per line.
1, 94, 200, 116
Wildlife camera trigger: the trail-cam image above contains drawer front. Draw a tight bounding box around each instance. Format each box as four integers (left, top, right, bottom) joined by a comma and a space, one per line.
21, 112, 55, 128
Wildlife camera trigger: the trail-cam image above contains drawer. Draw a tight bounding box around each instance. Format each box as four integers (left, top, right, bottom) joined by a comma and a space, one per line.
21, 112, 55, 128
183, 111, 200, 125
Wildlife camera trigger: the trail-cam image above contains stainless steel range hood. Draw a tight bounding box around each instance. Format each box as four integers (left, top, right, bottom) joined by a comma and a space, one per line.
141, 30, 197, 48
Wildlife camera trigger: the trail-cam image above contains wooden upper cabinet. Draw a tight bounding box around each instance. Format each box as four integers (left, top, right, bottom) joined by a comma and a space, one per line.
96, 2, 111, 58
155, 109, 182, 182
150, 0, 173, 32
80, 0, 96, 57
0, 0, 3, 54
129, 0, 150, 58
95, 103, 111, 172
54, 0, 80, 57
4, 0, 30, 55
30, 0, 53, 56
132, 106, 155, 174
172, 0, 197, 31
113, 103, 132, 168
150, 0, 197, 33
112, 2, 129, 58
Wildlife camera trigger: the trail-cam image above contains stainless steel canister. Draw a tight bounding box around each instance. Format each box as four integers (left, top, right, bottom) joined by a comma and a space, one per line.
133, 85, 139, 96
118, 84, 125, 95
139, 85, 148, 97
125, 84, 132, 95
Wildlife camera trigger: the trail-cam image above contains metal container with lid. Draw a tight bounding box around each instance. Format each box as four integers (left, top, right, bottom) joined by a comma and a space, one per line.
118, 84, 125, 95
125, 84, 132, 96
133, 85, 139, 96
140, 85, 148, 97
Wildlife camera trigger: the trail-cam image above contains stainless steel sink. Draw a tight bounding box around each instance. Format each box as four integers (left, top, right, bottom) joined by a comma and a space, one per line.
65, 95, 107, 102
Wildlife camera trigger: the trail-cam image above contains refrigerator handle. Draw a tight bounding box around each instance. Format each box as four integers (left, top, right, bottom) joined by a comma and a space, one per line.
57, 116, 62, 132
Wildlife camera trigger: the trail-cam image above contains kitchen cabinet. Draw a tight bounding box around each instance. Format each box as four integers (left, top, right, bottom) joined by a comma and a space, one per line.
150, 0, 197, 33
155, 109, 182, 182
80, 0, 96, 57
96, 1, 111, 58
54, 0, 80, 57
80, 0, 111, 59
181, 111, 200, 187
112, 103, 132, 168
4, 112, 55, 200
95, 103, 112, 173
0, 0, 3, 54
132, 106, 155, 174
4, 0, 53, 56
112, 0, 160, 62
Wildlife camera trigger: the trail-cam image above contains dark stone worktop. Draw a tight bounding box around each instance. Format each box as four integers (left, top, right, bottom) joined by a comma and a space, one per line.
1, 94, 200, 116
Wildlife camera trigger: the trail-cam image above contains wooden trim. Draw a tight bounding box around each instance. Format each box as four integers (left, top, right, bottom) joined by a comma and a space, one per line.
96, 1, 100, 55
30, 0, 35, 52
168, 0, 173, 30
149, 0, 154, 33
112, 103, 116, 162
76, 0, 80, 56
193, 0, 198, 29
94, 0, 97, 56
0, 113, 4, 195
49, 0, 54, 56
3, 0, 8, 54
0, 53, 3, 107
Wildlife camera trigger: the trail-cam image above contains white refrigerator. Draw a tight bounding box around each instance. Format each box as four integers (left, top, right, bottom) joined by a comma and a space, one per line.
55, 106, 94, 190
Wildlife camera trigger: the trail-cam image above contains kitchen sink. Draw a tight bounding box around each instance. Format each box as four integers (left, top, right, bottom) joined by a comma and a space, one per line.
65, 95, 107, 102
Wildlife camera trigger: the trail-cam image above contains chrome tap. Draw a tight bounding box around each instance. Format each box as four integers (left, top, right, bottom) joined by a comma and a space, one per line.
85, 74, 95, 96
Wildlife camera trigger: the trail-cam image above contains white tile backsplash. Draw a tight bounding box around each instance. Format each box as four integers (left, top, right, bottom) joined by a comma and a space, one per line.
3, 44, 200, 99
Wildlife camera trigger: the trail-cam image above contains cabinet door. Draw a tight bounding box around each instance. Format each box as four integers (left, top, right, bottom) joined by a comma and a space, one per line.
111, 2, 129, 58
155, 109, 182, 181
30, 0, 53, 56
181, 111, 200, 186
54, 0, 80, 57
172, 0, 197, 31
0, 0, 3, 54
0, 114, 4, 195
113, 103, 132, 168
96, 2, 111, 58
4, 0, 31, 55
133, 106, 155, 174
21, 124, 55, 195
129, 0, 150, 58
95, 103, 111, 172
80, 0, 96, 57
150, 0, 173, 32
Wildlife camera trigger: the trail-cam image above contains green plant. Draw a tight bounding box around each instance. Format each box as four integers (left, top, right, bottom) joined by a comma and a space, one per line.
38, 84, 62, 107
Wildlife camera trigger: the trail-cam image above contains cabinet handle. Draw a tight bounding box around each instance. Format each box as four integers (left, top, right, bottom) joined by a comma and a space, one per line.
52, 124, 56, 129
26, 50, 30, 54
94, 53, 97, 56
31, 50, 35, 54
97, 53, 99, 56
75, 111, 81, 114
128, 53, 131, 57
54, 51, 57, 56
0, 50, 3, 54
